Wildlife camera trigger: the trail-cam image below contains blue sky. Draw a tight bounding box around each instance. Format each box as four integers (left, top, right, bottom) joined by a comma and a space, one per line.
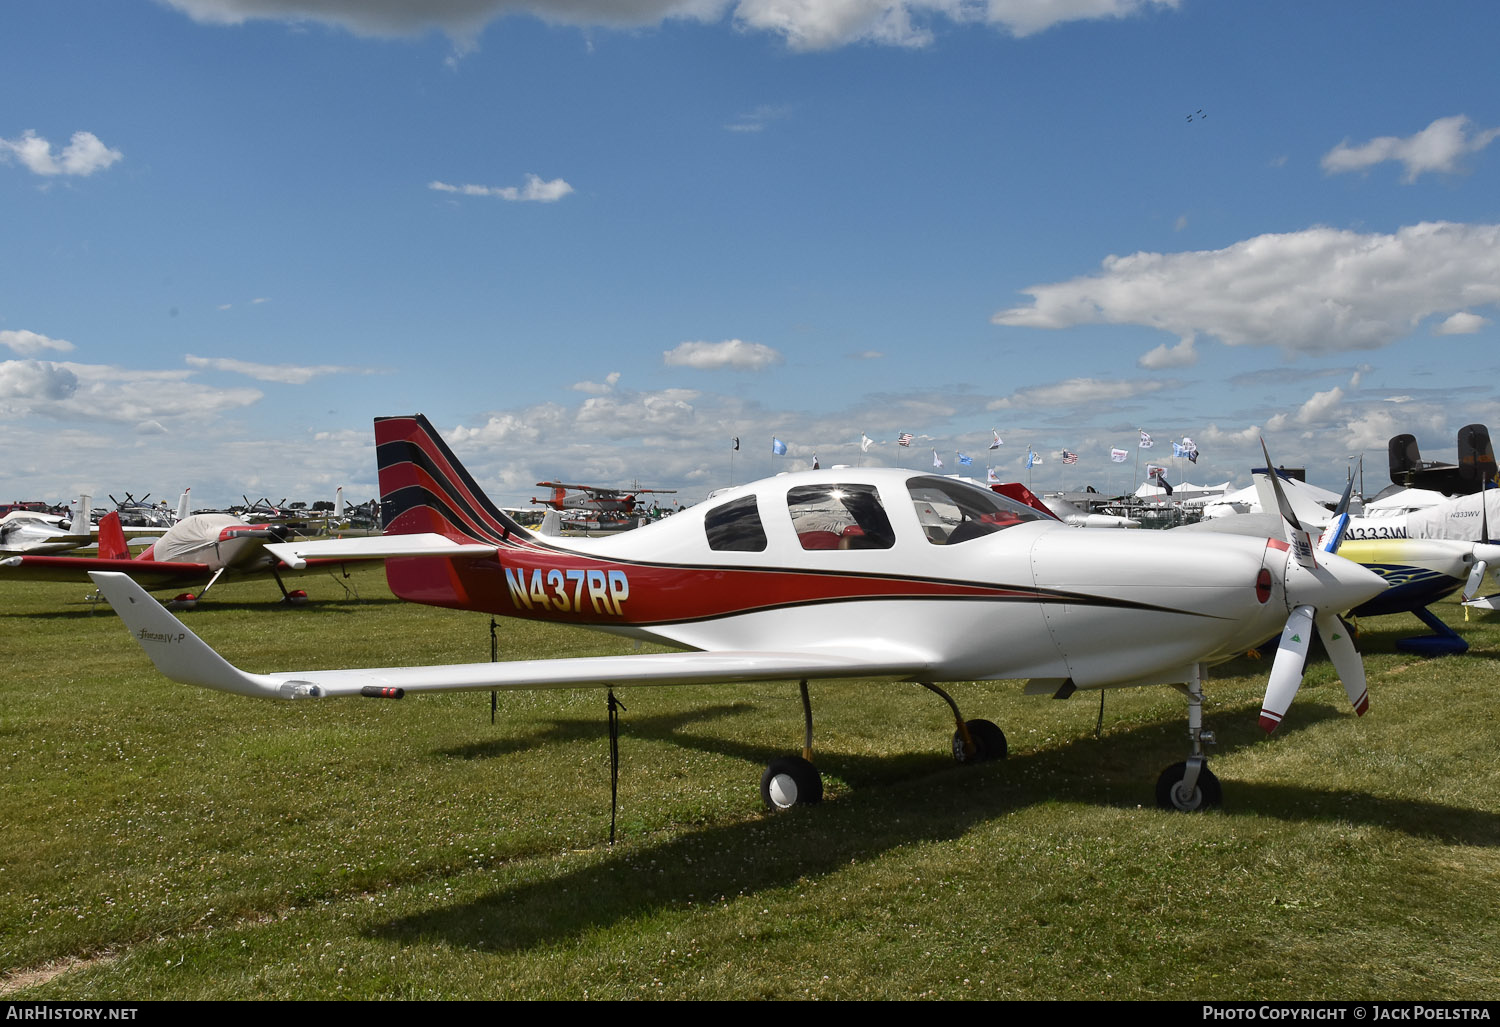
4, 0, 1499, 510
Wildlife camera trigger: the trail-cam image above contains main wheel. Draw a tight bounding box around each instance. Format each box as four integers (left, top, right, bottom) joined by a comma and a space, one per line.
1155, 761, 1222, 811
761, 756, 823, 810
952, 719, 1008, 763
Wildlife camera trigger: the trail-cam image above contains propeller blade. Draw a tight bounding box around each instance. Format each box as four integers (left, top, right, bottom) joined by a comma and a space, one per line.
1261, 604, 1315, 733
1260, 438, 1317, 569
1315, 612, 1368, 716
1463, 560, 1488, 603
1317, 512, 1351, 555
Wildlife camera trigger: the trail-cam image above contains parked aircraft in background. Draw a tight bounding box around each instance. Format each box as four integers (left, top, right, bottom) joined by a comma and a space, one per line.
1, 502, 368, 605
531, 481, 676, 516
93, 415, 1386, 813
1183, 469, 1500, 654
1, 492, 182, 554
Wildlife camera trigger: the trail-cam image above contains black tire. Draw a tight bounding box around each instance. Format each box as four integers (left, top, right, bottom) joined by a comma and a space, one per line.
952, 718, 1008, 763
1155, 761, 1222, 811
761, 756, 823, 810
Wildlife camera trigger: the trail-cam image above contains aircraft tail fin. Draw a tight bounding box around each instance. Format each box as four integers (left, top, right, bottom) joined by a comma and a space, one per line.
374, 414, 528, 545
68, 495, 93, 538
176, 488, 191, 522
96, 512, 130, 560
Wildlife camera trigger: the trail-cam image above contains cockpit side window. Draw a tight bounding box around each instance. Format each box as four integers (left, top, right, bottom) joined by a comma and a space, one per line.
705, 495, 767, 552
908, 475, 1050, 545
786, 484, 895, 551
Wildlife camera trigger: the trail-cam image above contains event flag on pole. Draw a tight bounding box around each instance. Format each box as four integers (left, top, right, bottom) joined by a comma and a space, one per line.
1110, 448, 1128, 463
772, 437, 787, 456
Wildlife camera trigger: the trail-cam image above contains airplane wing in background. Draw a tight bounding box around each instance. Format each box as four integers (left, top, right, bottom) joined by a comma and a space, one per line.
0, 555, 212, 587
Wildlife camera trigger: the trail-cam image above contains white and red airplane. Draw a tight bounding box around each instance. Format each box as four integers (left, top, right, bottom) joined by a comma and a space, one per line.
531, 480, 676, 515
90, 415, 1387, 812
4, 502, 364, 606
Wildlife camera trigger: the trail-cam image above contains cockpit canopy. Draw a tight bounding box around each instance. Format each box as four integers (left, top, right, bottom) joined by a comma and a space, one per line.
703, 473, 1051, 553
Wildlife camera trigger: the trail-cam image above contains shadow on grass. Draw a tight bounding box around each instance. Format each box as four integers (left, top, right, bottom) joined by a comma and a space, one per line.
438, 702, 761, 760
372, 697, 1500, 955
0, 595, 407, 621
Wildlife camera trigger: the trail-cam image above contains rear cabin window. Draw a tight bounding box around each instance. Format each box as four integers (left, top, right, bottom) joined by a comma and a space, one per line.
704, 495, 767, 552
786, 484, 895, 550
907, 475, 1050, 545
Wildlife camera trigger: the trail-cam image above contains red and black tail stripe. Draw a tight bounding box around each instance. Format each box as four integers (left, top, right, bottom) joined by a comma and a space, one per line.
375, 414, 550, 549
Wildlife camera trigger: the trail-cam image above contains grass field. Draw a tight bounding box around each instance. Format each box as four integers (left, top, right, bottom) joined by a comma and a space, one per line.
2, 564, 1498, 1000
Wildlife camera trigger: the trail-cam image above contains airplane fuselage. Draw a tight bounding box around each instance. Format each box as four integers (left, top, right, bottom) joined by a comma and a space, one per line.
385, 467, 1315, 690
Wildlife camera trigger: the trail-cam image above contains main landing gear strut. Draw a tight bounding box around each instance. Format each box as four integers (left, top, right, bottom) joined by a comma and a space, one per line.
759, 680, 1008, 811
1155, 665, 1222, 812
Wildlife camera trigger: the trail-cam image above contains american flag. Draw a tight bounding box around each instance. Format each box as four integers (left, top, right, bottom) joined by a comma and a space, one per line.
897, 432, 913, 447
1061, 450, 1078, 465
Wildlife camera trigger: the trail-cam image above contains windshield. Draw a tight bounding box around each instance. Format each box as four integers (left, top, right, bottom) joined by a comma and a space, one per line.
907, 475, 1050, 545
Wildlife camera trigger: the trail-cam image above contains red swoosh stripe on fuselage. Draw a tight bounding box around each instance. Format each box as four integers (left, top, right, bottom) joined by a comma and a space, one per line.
385, 549, 1231, 626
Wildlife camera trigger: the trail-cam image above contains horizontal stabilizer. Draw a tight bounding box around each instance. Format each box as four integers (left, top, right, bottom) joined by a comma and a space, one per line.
265, 533, 500, 569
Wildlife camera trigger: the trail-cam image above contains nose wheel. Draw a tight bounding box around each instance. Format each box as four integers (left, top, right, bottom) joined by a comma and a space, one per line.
1156, 759, 1222, 811
1156, 665, 1221, 811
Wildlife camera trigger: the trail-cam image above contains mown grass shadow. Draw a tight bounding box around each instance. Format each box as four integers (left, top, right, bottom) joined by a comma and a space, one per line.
374, 703, 1500, 955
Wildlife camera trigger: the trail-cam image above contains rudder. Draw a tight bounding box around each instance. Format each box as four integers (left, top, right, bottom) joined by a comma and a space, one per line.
374, 415, 527, 545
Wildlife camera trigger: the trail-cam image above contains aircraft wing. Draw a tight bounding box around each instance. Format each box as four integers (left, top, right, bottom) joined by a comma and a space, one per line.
1, 555, 212, 587
265, 533, 500, 570
90, 571, 935, 699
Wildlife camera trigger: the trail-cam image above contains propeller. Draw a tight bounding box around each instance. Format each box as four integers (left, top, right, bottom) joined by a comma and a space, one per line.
1258, 440, 1384, 733
1462, 487, 1500, 604
1316, 458, 1358, 555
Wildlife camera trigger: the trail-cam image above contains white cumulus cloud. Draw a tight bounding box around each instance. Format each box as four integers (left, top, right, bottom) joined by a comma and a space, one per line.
571, 371, 622, 394
0, 330, 75, 356
184, 354, 378, 384
1322, 115, 1500, 182
1137, 335, 1198, 369
988, 376, 1176, 410
160, 0, 1180, 51
993, 221, 1500, 359
0, 360, 80, 402
0, 130, 122, 177
1435, 311, 1490, 335
664, 339, 783, 370
428, 174, 574, 202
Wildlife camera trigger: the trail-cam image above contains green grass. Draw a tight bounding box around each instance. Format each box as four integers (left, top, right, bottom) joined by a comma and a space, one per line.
2, 566, 1498, 999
